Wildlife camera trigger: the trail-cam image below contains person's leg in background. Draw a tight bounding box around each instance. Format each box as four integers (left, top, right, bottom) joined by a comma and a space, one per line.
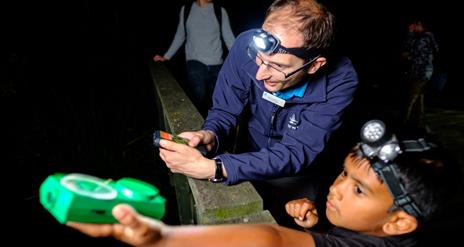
404, 79, 427, 131
186, 60, 208, 117
205, 64, 222, 116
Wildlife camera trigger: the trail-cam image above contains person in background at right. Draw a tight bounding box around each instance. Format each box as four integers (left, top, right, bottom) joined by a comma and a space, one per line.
400, 16, 439, 134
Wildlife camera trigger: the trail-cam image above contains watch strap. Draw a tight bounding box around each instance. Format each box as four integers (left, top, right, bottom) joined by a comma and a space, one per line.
209, 158, 226, 183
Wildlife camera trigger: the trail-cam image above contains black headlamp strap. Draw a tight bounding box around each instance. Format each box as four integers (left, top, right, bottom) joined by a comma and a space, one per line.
253, 29, 322, 59
402, 138, 434, 152
373, 160, 423, 218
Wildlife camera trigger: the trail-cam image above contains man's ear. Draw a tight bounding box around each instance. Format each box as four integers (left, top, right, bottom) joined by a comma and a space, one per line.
382, 211, 418, 236
307, 57, 327, 74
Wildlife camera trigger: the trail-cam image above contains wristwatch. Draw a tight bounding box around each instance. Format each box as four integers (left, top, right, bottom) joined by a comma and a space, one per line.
209, 158, 226, 183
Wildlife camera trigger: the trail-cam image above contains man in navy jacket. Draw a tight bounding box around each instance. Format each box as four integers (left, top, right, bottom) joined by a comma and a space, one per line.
158, 0, 358, 191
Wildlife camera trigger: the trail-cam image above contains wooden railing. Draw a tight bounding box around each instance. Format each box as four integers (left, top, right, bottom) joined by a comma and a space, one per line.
149, 61, 275, 225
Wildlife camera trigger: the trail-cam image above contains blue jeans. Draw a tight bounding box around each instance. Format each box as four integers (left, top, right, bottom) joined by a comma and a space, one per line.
186, 60, 222, 117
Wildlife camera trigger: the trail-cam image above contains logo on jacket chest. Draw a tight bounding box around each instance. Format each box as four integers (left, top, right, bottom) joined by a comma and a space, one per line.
287, 113, 299, 130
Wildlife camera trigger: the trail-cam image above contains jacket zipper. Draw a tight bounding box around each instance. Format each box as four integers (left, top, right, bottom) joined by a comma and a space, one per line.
268, 105, 281, 147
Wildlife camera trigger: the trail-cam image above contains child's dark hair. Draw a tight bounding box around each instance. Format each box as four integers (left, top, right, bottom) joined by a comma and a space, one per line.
394, 142, 456, 222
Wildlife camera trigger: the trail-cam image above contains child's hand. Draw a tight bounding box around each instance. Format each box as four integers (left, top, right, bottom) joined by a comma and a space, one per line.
285, 198, 318, 229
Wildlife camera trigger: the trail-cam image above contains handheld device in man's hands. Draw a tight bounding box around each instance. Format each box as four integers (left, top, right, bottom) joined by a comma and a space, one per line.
153, 130, 189, 147
40, 173, 166, 224
153, 130, 207, 156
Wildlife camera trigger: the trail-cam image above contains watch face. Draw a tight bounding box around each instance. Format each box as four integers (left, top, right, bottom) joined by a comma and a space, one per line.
61, 173, 117, 200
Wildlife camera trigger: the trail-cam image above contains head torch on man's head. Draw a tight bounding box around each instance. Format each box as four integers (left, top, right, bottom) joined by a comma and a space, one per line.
357, 120, 435, 219
250, 29, 321, 60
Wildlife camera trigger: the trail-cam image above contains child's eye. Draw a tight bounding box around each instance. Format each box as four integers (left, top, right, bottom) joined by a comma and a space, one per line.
336, 168, 348, 182
354, 185, 364, 195
341, 170, 347, 177
337, 170, 347, 181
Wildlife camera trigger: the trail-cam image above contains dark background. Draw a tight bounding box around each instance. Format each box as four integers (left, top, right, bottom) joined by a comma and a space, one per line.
6, 0, 459, 97
4, 0, 460, 245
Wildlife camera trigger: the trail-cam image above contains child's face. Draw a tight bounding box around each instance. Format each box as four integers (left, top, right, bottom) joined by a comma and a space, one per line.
326, 154, 395, 236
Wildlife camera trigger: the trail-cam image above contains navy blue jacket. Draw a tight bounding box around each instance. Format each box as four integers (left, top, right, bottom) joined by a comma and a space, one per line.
203, 30, 358, 185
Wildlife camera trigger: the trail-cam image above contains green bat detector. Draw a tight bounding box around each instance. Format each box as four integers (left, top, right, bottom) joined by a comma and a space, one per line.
40, 173, 166, 224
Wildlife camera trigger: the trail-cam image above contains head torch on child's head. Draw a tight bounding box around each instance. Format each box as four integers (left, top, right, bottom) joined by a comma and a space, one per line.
357, 119, 434, 218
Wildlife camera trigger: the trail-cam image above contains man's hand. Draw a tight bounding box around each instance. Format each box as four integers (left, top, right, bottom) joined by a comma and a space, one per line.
158, 137, 216, 179
285, 198, 318, 229
67, 204, 168, 247
178, 130, 216, 152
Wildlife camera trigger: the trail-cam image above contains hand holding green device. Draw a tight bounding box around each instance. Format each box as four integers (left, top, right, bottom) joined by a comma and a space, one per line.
40, 173, 166, 224
153, 130, 208, 156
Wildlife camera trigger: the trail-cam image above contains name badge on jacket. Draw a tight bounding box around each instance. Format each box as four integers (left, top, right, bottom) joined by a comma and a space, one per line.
262, 92, 285, 107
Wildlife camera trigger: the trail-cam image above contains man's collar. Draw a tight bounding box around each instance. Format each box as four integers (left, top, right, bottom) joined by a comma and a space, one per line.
273, 82, 308, 100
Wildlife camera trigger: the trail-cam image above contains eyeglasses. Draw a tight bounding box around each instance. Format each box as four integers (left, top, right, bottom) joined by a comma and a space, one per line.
247, 46, 319, 79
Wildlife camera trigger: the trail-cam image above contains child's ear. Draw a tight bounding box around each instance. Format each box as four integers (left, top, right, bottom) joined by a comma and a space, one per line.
382, 211, 418, 236
307, 57, 327, 74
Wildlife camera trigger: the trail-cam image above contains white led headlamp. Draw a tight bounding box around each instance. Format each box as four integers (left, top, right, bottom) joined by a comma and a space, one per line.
251, 29, 321, 59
